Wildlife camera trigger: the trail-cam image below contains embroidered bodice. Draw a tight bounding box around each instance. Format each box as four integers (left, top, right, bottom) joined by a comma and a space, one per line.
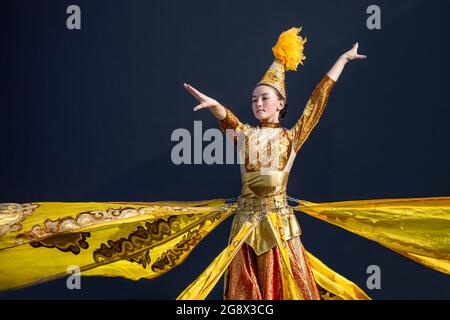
218, 75, 336, 255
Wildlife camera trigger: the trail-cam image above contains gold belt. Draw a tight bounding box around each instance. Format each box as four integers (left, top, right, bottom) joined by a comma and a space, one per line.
236, 194, 291, 213
230, 194, 302, 256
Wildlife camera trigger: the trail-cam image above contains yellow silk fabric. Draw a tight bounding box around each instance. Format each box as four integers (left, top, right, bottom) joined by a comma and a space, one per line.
268, 212, 371, 300
294, 196, 450, 275
0, 200, 235, 291
306, 251, 371, 300
176, 210, 370, 300
1, 196, 449, 299
266, 212, 305, 300
176, 221, 256, 300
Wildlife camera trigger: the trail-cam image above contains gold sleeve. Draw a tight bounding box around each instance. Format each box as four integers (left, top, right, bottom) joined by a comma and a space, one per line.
218, 106, 244, 133
289, 75, 336, 153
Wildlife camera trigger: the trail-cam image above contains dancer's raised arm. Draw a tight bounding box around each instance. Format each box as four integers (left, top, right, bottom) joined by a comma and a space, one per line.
290, 43, 367, 152
327, 42, 367, 81
184, 83, 244, 132
183, 83, 227, 120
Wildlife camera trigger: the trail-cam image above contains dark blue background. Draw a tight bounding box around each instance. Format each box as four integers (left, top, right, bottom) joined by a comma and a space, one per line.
1, 0, 449, 299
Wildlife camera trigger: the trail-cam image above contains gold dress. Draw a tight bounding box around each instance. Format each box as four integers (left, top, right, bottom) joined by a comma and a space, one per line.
0, 75, 449, 300
220, 74, 335, 299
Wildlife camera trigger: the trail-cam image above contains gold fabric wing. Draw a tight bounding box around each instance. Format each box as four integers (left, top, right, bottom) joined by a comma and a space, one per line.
0, 200, 235, 291
176, 210, 370, 300
293, 196, 450, 275
1, 196, 449, 299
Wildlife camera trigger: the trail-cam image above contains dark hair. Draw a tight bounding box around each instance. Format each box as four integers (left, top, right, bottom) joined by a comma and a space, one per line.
273, 89, 288, 120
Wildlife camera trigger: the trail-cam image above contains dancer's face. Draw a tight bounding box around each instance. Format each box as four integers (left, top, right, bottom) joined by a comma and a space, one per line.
252, 85, 285, 123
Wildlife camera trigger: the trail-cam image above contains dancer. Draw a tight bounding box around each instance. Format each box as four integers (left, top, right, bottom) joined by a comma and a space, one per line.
0, 28, 448, 300
183, 27, 366, 299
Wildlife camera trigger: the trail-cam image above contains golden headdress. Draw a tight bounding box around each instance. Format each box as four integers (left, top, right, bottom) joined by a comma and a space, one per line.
256, 27, 307, 100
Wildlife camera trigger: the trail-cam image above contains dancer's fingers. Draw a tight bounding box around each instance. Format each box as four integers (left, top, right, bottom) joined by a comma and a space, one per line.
193, 103, 206, 112
184, 83, 202, 101
187, 84, 205, 99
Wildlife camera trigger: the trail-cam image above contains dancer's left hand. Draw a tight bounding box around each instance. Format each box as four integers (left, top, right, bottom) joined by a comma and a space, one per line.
342, 43, 367, 62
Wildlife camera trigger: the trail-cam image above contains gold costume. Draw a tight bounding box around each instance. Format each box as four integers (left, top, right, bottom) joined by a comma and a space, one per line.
1, 74, 449, 300
1, 27, 449, 300
223, 74, 335, 257
219, 74, 337, 299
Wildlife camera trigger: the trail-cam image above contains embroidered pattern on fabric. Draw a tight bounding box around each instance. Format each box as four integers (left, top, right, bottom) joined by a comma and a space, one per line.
29, 232, 91, 255
93, 211, 223, 270
0, 203, 39, 238
14, 205, 198, 245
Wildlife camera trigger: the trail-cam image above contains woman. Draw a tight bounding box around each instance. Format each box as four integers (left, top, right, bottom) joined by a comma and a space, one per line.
183, 29, 367, 299
0, 28, 448, 300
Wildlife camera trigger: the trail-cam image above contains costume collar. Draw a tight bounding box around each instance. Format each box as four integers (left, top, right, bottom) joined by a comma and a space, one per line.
259, 122, 281, 128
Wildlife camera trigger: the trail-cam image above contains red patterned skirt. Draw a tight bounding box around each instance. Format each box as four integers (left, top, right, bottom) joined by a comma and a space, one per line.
224, 236, 320, 300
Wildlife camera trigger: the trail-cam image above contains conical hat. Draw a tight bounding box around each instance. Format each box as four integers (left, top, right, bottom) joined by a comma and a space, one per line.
256, 27, 307, 100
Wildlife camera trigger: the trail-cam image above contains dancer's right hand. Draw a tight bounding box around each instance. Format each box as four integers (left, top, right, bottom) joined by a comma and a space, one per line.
183, 83, 220, 112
